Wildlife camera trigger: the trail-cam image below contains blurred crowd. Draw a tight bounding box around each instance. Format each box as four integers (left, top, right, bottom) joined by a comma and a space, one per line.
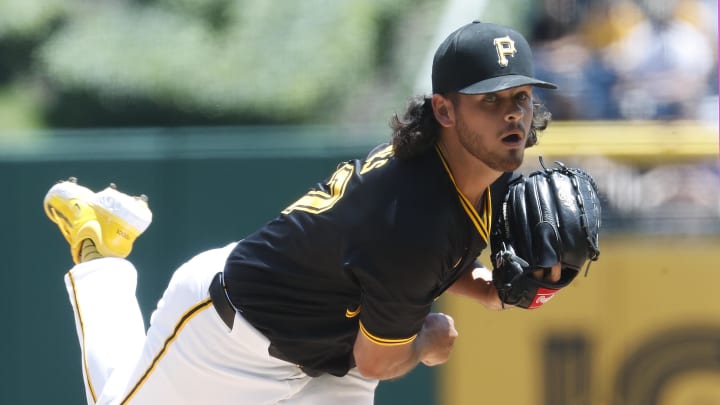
529, 0, 717, 122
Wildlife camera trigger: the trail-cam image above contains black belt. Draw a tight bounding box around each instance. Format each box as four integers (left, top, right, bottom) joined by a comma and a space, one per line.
209, 272, 235, 329
208, 272, 324, 377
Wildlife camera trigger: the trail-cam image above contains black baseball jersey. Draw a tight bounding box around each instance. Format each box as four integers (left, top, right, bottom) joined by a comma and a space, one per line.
224, 143, 511, 376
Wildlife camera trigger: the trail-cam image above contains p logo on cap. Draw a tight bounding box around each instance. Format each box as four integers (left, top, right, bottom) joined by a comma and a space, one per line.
493, 36, 517, 67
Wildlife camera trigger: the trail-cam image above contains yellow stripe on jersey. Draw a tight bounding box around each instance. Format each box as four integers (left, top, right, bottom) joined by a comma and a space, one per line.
359, 321, 417, 346
67, 271, 98, 403
345, 305, 361, 318
434, 146, 492, 243
119, 299, 214, 405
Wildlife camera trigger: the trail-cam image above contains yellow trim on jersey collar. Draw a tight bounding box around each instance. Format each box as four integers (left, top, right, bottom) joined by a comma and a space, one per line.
434, 145, 492, 243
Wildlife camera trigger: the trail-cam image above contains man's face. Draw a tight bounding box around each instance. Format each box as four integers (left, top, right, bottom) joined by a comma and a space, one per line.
452, 85, 534, 172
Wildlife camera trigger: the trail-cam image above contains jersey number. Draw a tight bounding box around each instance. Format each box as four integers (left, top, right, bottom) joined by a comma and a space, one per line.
281, 144, 393, 215
281, 163, 355, 215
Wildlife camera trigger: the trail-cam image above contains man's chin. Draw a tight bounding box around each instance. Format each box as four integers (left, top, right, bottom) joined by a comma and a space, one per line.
493, 150, 525, 172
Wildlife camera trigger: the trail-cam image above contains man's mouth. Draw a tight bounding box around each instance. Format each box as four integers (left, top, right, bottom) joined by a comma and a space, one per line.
501, 133, 524, 146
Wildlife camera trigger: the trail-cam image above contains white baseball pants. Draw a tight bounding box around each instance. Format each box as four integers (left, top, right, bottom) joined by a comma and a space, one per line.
64, 242, 378, 405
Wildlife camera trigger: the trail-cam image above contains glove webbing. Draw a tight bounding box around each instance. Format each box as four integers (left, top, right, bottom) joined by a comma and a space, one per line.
540, 158, 601, 276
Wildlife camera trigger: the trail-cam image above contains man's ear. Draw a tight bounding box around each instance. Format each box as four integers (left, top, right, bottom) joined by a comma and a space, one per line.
431, 94, 455, 127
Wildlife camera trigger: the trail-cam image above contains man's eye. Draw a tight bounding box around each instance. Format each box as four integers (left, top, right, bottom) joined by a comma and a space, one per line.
483, 95, 497, 102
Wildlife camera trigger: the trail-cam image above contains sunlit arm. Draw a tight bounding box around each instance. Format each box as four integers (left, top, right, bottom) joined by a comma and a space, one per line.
447, 263, 506, 311
353, 313, 458, 380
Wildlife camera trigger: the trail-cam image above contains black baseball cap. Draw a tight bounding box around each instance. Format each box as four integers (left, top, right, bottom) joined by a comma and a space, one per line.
432, 21, 557, 94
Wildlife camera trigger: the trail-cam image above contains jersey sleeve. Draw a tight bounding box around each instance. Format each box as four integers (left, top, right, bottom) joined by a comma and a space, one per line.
347, 243, 440, 345
342, 166, 451, 344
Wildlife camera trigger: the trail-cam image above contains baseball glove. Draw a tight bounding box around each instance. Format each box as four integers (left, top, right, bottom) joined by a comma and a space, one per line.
491, 158, 601, 309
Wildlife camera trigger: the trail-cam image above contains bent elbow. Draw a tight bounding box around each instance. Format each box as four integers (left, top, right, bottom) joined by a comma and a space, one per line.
354, 357, 387, 380
353, 329, 416, 380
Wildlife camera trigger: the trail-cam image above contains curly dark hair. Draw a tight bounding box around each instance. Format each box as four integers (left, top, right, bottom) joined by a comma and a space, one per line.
390, 94, 552, 159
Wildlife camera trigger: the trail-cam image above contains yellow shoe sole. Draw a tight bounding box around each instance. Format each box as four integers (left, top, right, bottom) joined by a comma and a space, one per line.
44, 180, 152, 264
44, 181, 101, 264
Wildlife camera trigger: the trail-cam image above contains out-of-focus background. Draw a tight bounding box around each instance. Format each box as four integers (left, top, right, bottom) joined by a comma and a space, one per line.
0, 0, 717, 404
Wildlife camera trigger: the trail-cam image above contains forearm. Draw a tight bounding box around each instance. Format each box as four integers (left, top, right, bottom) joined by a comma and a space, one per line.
374, 340, 424, 380
353, 313, 457, 380
354, 330, 431, 380
447, 266, 505, 310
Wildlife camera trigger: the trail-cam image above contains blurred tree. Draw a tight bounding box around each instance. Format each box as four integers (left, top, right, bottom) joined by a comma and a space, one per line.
0, 0, 419, 128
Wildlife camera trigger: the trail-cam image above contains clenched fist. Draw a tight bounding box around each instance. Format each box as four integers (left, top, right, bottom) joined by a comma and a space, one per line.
418, 312, 458, 366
